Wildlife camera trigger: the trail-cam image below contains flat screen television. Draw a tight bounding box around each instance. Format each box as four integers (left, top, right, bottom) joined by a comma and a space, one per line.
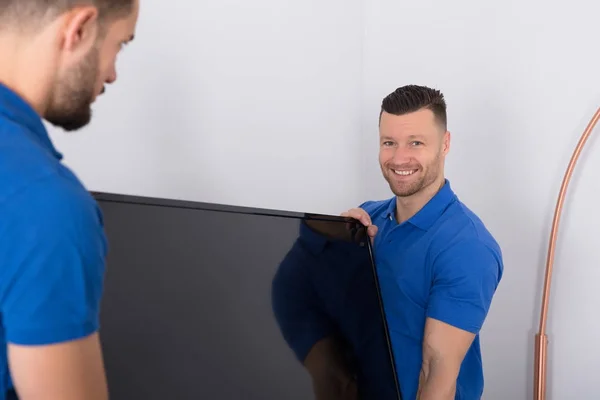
92, 192, 401, 400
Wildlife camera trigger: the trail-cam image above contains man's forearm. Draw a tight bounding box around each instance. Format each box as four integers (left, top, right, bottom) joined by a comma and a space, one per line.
416, 358, 458, 400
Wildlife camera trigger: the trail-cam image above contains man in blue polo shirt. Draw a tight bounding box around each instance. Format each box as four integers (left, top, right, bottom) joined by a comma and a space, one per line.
0, 1, 139, 399
343, 85, 503, 399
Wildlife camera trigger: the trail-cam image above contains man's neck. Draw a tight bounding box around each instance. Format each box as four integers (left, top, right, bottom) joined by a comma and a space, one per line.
0, 35, 50, 116
395, 177, 446, 223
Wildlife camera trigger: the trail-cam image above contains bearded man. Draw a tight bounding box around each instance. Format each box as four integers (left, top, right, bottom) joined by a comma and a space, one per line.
0, 1, 139, 399
342, 85, 504, 400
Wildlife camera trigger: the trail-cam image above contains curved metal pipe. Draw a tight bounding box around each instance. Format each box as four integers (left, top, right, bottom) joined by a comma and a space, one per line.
534, 106, 600, 400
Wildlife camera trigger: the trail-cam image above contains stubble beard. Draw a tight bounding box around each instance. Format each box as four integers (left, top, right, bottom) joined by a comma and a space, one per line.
44, 44, 100, 132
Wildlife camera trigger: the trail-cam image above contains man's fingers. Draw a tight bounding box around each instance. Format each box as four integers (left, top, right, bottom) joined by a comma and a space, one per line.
341, 208, 378, 240
367, 225, 378, 237
340, 208, 372, 228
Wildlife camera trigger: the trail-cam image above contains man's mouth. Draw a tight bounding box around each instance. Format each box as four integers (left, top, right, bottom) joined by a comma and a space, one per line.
392, 169, 418, 176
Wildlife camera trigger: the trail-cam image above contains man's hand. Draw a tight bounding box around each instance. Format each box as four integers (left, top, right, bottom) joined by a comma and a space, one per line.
8, 333, 109, 400
416, 318, 475, 400
340, 208, 378, 239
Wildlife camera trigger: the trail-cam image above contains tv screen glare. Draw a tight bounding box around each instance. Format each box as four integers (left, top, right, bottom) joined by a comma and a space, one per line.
93, 193, 401, 400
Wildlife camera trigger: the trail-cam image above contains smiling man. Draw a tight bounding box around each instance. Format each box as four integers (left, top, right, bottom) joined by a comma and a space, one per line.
342, 85, 504, 399
0, 1, 139, 399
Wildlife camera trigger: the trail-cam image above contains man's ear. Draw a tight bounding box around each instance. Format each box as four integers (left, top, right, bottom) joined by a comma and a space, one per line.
443, 130, 451, 155
60, 7, 99, 55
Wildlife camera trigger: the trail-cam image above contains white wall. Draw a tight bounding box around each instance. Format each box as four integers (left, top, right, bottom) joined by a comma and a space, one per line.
49, 0, 364, 215
361, 1, 600, 399
48, 0, 600, 398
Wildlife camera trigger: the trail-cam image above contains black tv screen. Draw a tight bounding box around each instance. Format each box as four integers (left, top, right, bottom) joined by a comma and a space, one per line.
93, 192, 401, 400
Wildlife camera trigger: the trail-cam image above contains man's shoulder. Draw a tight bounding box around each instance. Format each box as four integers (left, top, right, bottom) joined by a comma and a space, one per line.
358, 197, 395, 218
0, 127, 105, 259
429, 199, 503, 285
435, 199, 501, 254
4, 169, 104, 240
0, 120, 66, 202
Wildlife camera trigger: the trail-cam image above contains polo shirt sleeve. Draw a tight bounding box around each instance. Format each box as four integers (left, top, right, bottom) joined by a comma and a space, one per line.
1, 175, 107, 346
426, 239, 501, 334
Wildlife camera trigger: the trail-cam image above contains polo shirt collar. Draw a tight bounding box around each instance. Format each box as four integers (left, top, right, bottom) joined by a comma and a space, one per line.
0, 82, 63, 160
384, 179, 457, 230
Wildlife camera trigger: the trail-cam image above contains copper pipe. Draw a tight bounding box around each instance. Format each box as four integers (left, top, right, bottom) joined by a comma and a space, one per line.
534, 106, 600, 400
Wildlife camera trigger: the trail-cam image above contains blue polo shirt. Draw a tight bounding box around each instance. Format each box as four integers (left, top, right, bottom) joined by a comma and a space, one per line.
361, 180, 503, 399
0, 83, 107, 396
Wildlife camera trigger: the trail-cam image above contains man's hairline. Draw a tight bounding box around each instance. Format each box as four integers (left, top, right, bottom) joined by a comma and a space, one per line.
378, 107, 447, 132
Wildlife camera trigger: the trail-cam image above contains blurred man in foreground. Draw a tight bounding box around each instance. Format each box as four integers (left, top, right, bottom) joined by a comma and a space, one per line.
343, 85, 504, 399
0, 1, 139, 399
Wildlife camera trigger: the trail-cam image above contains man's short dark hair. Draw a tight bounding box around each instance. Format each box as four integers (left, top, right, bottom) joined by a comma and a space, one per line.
380, 85, 447, 130
0, 0, 133, 28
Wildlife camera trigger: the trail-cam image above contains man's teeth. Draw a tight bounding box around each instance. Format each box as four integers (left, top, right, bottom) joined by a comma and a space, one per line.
393, 169, 416, 176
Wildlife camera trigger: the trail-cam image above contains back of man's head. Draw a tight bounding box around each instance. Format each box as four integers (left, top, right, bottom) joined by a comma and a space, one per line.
0, 0, 134, 30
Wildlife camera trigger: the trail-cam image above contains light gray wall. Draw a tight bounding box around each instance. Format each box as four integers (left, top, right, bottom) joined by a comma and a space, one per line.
48, 0, 600, 398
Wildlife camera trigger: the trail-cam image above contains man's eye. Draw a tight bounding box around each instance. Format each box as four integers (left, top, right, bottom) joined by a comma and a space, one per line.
410, 141, 423, 146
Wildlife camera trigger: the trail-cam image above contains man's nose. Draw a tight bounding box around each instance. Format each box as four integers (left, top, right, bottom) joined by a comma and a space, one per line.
105, 67, 117, 84
391, 147, 411, 164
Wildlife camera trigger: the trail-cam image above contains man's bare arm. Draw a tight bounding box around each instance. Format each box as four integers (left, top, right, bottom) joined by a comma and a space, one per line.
416, 318, 475, 400
8, 333, 108, 400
